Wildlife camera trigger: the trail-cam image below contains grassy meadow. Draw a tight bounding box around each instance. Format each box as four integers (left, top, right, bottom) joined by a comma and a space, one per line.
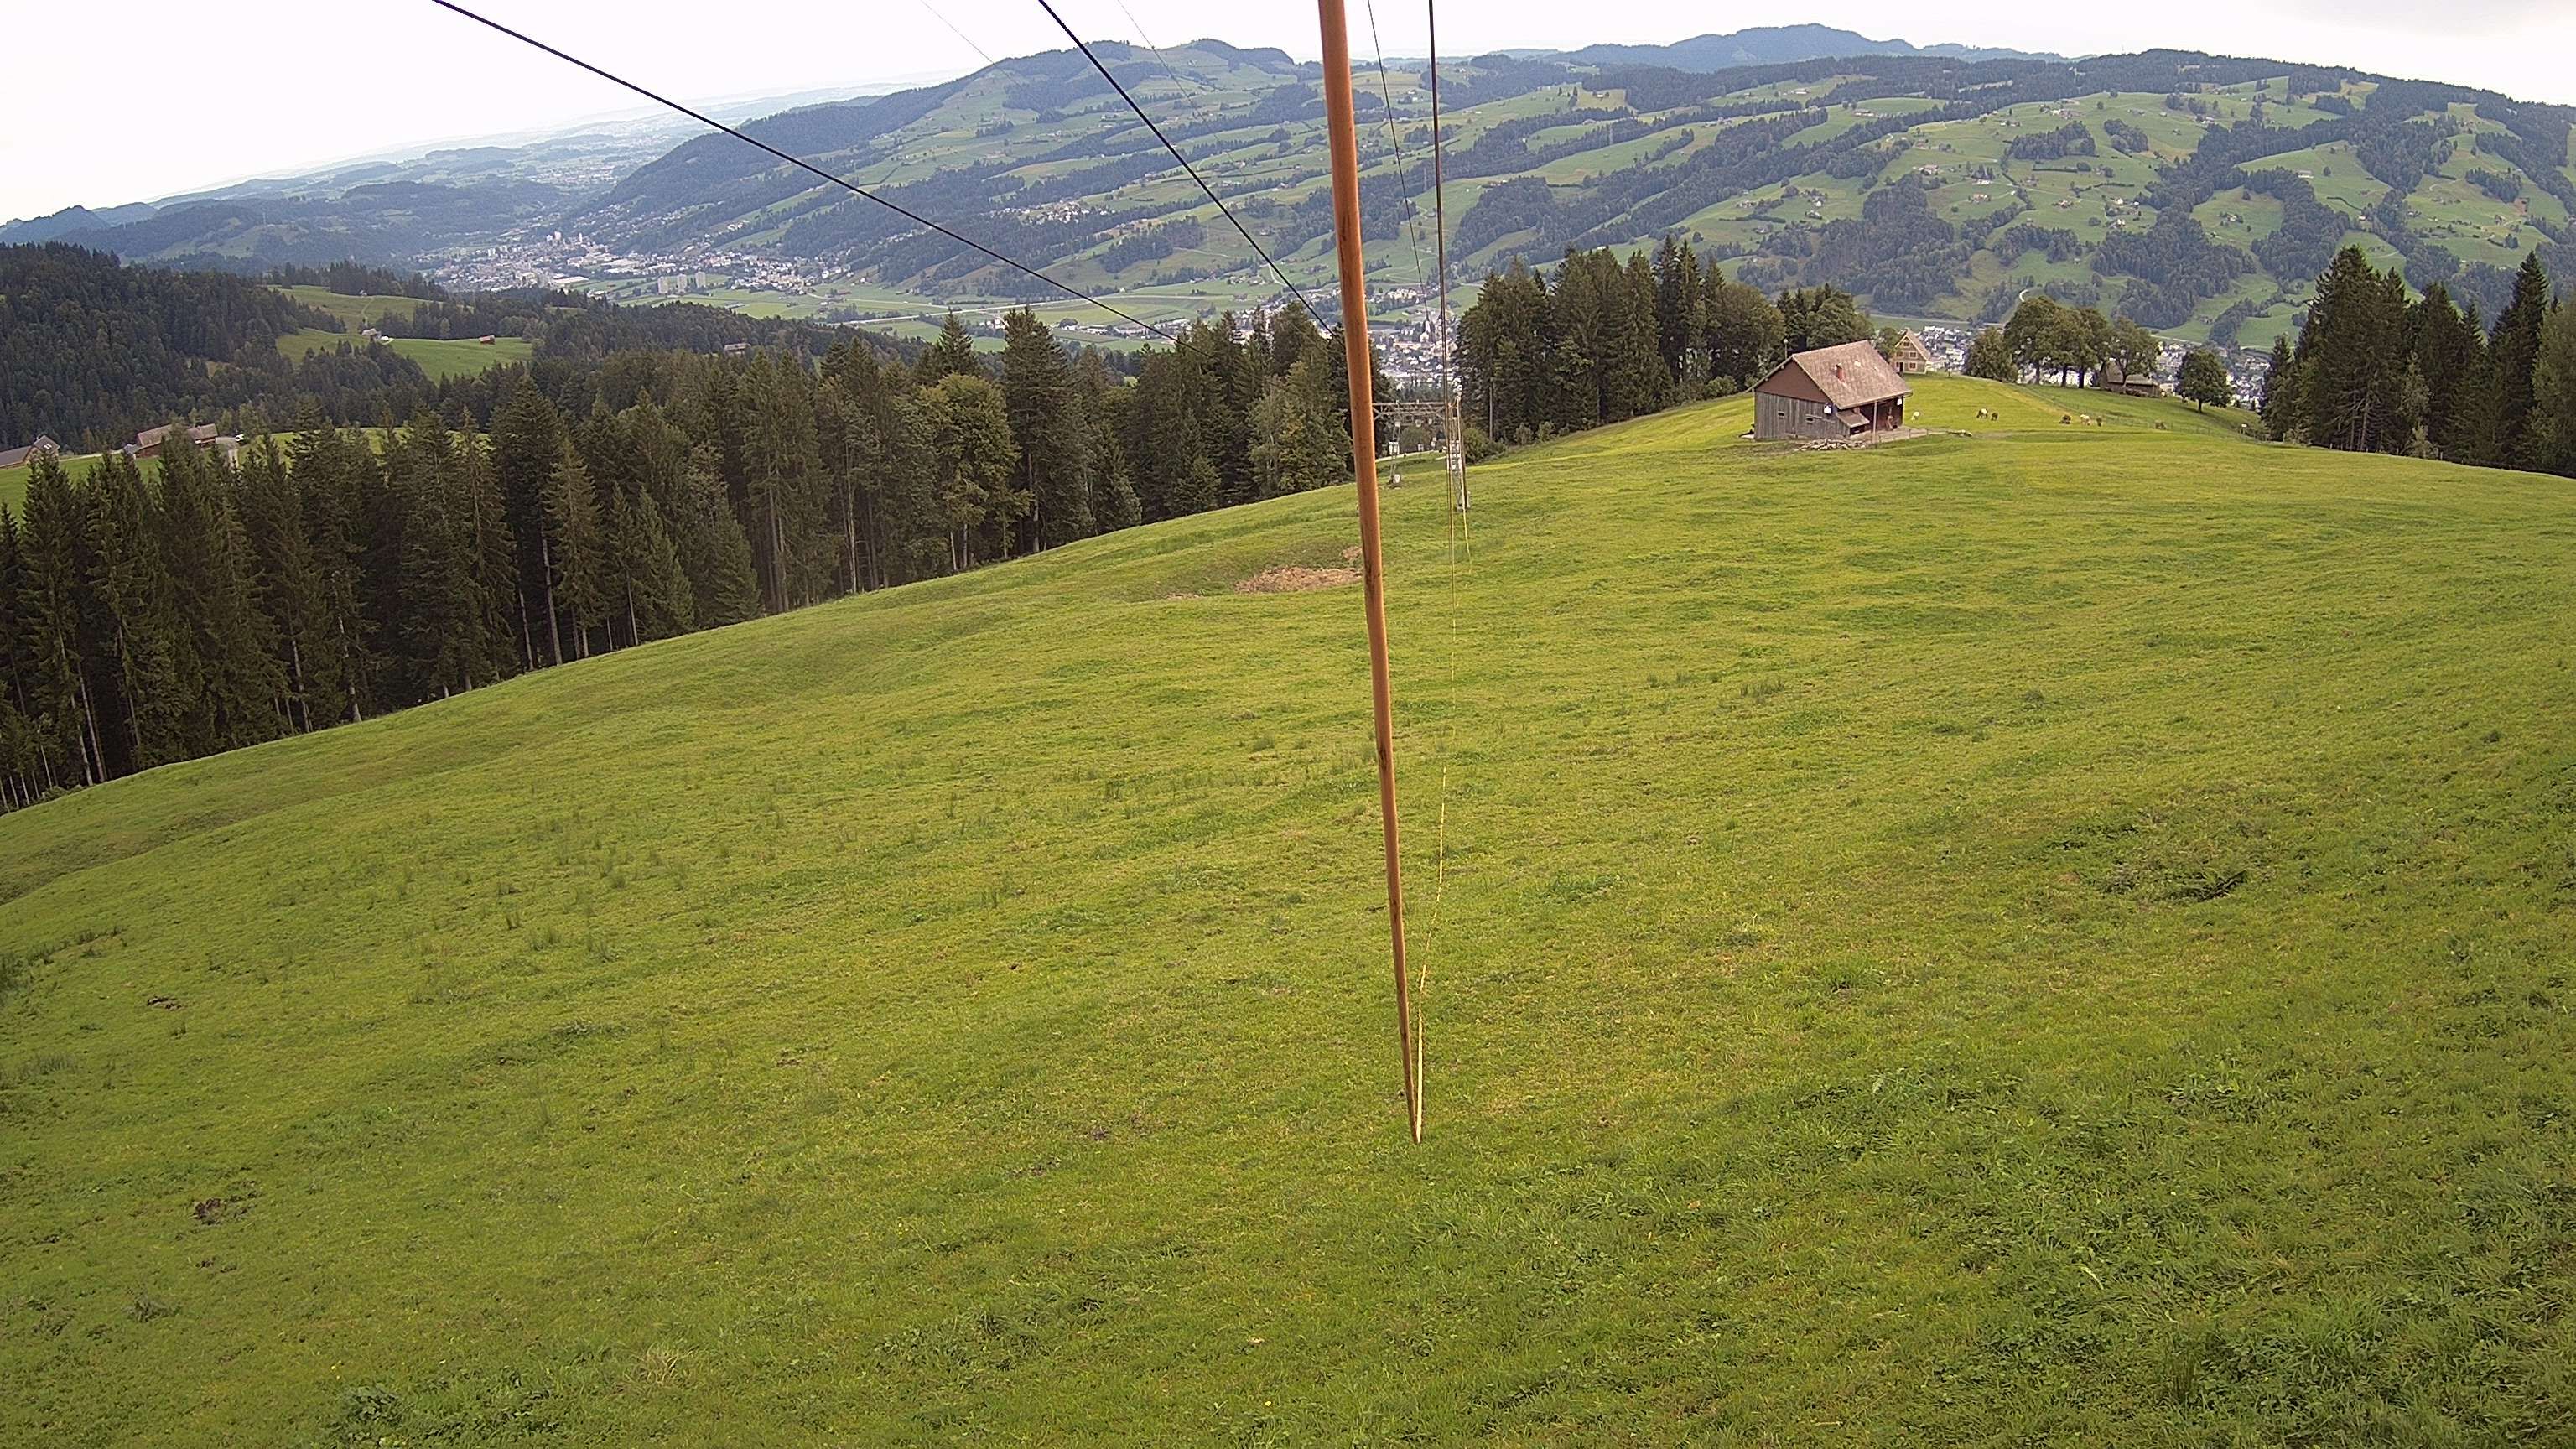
273, 286, 535, 381
278, 326, 536, 382
0, 452, 108, 512
2, 376, 2571, 1444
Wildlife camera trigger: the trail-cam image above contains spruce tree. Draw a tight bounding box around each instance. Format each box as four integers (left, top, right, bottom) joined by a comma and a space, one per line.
1000, 309, 1093, 550
873, 389, 947, 585
2488, 251, 2551, 467
2260, 335, 2298, 439
156, 438, 284, 750
17, 452, 107, 784
489, 379, 569, 666
1651, 235, 1706, 386
453, 436, 522, 682
232, 439, 335, 733
2528, 303, 2576, 476
544, 443, 606, 659
2410, 283, 2483, 454
624, 485, 696, 641
1071, 351, 1136, 536
917, 312, 983, 385
817, 371, 873, 595
1701, 275, 1784, 392
1172, 450, 1221, 519
397, 420, 487, 697
745, 356, 826, 610
86, 451, 186, 766
2298, 247, 2402, 452
291, 419, 378, 720
1607, 251, 1669, 422
0, 506, 41, 805
604, 483, 647, 648
922, 373, 1021, 569
673, 462, 762, 626
1550, 250, 1607, 429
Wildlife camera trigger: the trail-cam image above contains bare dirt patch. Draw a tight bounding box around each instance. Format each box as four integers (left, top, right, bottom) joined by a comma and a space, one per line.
1237, 564, 1361, 594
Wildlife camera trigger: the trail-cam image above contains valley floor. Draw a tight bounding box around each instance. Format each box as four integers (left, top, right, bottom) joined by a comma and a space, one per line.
1, 377, 2568, 1444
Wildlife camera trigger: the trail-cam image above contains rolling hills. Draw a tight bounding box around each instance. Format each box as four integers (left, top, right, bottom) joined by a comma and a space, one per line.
14, 34, 2574, 356
3, 377, 2570, 1443
566, 44, 2573, 351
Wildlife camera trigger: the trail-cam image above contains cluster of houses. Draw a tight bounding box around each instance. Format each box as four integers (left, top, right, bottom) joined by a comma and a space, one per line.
128, 423, 244, 463
0, 423, 245, 470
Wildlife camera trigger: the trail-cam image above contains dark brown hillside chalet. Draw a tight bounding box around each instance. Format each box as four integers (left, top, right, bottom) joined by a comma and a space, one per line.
1753, 341, 1912, 442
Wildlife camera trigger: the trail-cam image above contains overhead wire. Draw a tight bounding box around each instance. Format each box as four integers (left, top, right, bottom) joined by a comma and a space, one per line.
914, 0, 995, 68
1360, 0, 1433, 298
1415, 0, 1467, 1140
1426, 0, 1459, 410
1033, 0, 1336, 337
423, 0, 1183, 342
1107, 0, 1192, 99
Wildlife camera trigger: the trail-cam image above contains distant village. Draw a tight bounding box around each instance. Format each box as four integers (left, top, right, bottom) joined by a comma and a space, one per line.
431, 229, 2272, 397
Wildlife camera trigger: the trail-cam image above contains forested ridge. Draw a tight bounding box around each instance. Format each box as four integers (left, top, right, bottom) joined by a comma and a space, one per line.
0, 247, 423, 450
0, 303, 1384, 809
0, 245, 894, 450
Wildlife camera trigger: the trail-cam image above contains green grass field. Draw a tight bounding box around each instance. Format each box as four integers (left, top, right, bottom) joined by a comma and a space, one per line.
278, 285, 426, 332
0, 453, 107, 512
3, 376, 2571, 1444
278, 328, 535, 382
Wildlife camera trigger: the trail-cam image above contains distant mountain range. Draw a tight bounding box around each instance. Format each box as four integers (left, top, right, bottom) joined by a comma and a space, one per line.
8, 27, 2571, 355
1531, 23, 2058, 70
0, 82, 904, 246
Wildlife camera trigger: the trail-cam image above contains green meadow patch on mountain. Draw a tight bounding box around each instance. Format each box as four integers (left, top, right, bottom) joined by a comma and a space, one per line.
3, 376, 2572, 1443
276, 327, 537, 382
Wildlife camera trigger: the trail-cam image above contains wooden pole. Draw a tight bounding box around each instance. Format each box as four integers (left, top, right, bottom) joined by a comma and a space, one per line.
1317, 0, 1419, 1144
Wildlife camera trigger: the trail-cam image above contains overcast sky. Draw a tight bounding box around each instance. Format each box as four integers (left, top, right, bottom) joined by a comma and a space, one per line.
6, 0, 2572, 222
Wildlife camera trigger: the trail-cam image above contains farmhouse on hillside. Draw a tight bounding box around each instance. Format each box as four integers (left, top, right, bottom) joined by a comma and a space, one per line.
127, 423, 242, 465
1753, 341, 1912, 442
1888, 330, 1936, 375
2101, 360, 2166, 397
0, 434, 60, 470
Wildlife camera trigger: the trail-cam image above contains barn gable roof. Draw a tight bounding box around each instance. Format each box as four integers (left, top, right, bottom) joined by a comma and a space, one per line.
0, 435, 58, 470
1757, 341, 1910, 410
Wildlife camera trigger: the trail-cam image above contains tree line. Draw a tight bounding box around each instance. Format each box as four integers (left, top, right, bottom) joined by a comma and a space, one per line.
0, 243, 415, 449
1456, 237, 1868, 444
1955, 296, 2236, 410
0, 243, 904, 452
2257, 247, 2573, 470
0, 307, 1379, 810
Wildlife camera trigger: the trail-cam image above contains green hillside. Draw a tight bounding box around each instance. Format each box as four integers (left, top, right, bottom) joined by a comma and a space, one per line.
573, 46, 2576, 350
4, 377, 2572, 1443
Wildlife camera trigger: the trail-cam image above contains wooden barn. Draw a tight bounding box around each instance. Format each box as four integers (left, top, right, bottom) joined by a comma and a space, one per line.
0, 434, 60, 470
2101, 360, 2166, 397
1752, 342, 1911, 442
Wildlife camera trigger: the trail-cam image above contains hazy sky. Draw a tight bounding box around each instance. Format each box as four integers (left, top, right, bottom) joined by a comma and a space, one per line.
6, 0, 2572, 221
